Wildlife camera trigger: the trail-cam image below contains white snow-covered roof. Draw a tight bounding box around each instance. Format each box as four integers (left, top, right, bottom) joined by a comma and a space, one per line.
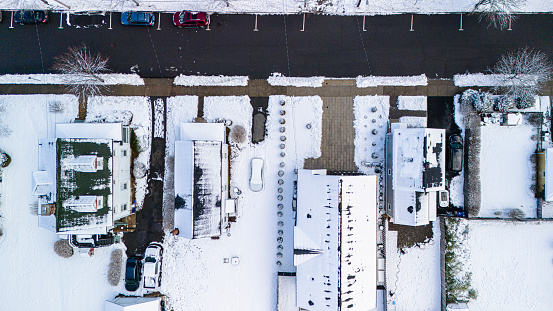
56, 123, 123, 140
174, 140, 223, 239
545, 148, 553, 201
179, 123, 225, 142
104, 297, 161, 311
32, 171, 52, 196
295, 170, 377, 311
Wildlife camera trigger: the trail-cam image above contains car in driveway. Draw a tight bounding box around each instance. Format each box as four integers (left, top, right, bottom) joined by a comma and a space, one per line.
14, 10, 48, 24
249, 158, 264, 192
125, 257, 142, 291
142, 243, 163, 291
121, 12, 155, 26
448, 134, 463, 172
173, 11, 210, 28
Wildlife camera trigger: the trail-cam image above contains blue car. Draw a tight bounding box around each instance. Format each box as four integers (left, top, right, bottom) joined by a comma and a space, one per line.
14, 10, 48, 24
121, 12, 155, 26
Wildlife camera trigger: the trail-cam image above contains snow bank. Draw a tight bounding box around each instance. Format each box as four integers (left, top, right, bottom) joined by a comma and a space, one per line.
397, 96, 427, 111
399, 116, 427, 128
386, 221, 441, 311
204, 96, 253, 134
450, 94, 464, 207
0, 95, 125, 311
2, 0, 551, 15
0, 74, 144, 85
86, 96, 151, 208
268, 73, 325, 87
479, 124, 537, 218
174, 75, 249, 87
353, 96, 390, 174
356, 74, 427, 88
453, 73, 540, 87
467, 220, 553, 311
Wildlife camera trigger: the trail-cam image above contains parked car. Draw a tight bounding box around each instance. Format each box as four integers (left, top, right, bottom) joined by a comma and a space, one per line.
142, 243, 163, 290
448, 134, 463, 172
249, 158, 264, 192
121, 12, 155, 26
14, 10, 48, 24
173, 11, 210, 28
125, 257, 142, 291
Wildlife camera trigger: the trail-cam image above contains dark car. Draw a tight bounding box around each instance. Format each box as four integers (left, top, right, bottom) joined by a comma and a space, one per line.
125, 257, 142, 291
173, 11, 209, 28
448, 134, 463, 172
121, 12, 155, 26
14, 10, 48, 24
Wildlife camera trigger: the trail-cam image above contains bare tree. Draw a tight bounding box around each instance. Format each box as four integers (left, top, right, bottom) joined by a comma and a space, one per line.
52, 43, 110, 102
471, 0, 525, 30
491, 48, 552, 109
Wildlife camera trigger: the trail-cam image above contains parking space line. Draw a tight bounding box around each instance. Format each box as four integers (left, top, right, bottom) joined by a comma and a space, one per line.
301, 13, 305, 32
59, 12, 63, 29
9, 11, 14, 29
108, 12, 113, 30
157, 12, 161, 30
410, 14, 414, 31
254, 14, 258, 31
363, 15, 367, 31
459, 13, 464, 31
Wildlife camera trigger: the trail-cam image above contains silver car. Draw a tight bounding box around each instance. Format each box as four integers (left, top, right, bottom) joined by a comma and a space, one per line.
249, 158, 264, 192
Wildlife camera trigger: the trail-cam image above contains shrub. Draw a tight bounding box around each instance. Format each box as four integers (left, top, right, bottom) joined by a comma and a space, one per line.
496, 95, 515, 112
54, 239, 74, 258
107, 249, 123, 286
230, 125, 247, 144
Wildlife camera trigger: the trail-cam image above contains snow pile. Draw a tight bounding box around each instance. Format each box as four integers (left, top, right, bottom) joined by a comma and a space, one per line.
163, 96, 198, 230
353, 96, 390, 174
86, 96, 152, 208
268, 73, 325, 87
467, 220, 553, 310
453, 73, 541, 87
174, 75, 249, 87
0, 95, 126, 311
399, 116, 427, 128
386, 221, 441, 311
479, 124, 537, 218
450, 95, 464, 207
356, 74, 427, 88
0, 74, 144, 85
397, 96, 427, 111
161, 95, 322, 311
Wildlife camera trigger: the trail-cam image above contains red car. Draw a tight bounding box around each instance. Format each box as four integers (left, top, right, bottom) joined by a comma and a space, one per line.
173, 11, 210, 28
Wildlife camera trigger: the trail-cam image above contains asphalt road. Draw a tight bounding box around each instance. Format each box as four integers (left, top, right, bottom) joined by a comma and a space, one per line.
0, 12, 552, 78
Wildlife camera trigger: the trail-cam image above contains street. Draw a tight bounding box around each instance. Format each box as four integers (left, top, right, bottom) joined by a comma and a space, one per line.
0, 13, 552, 78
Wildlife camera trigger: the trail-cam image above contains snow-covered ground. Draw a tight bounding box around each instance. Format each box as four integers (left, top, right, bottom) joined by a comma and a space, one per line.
86, 96, 152, 208
160, 95, 322, 311
398, 116, 427, 128
2, 0, 552, 15
353, 95, 389, 175
397, 96, 427, 111
386, 220, 441, 311
174, 75, 248, 87
0, 95, 126, 311
454, 73, 541, 87
450, 94, 464, 207
268, 74, 324, 87
479, 123, 537, 218
0, 74, 144, 85
357, 75, 427, 88
466, 220, 553, 311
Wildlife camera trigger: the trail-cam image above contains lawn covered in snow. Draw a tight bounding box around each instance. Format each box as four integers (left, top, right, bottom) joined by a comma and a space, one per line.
479, 124, 537, 218
0, 95, 125, 311
161, 95, 323, 311
386, 221, 441, 311
467, 220, 553, 311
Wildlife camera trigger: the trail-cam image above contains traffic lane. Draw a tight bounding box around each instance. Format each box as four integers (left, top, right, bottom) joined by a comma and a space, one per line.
0, 13, 553, 78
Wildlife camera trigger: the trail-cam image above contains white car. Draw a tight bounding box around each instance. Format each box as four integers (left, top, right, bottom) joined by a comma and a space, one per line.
142, 242, 163, 291
249, 158, 264, 192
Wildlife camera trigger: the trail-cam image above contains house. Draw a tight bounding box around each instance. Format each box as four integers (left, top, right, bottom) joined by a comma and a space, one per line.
174, 123, 230, 239
385, 125, 445, 226
105, 297, 161, 311
33, 123, 133, 239
294, 169, 377, 311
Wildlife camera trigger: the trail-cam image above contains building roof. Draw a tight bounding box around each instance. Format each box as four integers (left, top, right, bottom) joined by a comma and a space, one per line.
295, 170, 377, 311
55, 138, 113, 233
105, 297, 161, 311
56, 123, 123, 141
174, 140, 223, 239
179, 123, 225, 142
